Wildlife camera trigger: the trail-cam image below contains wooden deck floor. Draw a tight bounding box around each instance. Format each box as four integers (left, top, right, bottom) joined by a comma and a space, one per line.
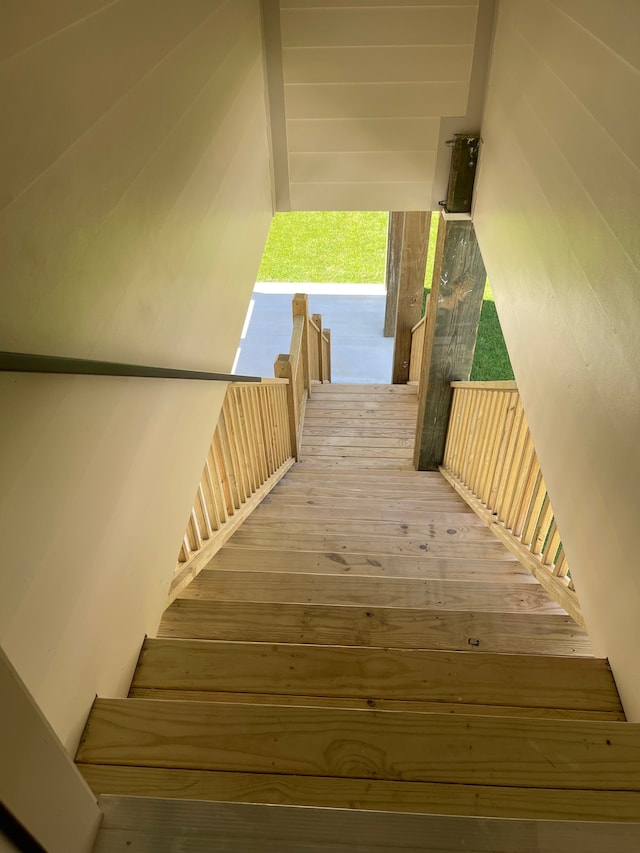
79, 385, 640, 847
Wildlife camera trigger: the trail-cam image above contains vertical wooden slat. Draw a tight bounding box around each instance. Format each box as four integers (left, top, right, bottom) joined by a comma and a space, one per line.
202, 459, 222, 531
219, 404, 244, 508
531, 494, 554, 556
312, 313, 323, 382
209, 439, 230, 521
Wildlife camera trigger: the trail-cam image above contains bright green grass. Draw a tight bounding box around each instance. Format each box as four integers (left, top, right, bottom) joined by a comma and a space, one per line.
258, 210, 513, 381
258, 211, 388, 283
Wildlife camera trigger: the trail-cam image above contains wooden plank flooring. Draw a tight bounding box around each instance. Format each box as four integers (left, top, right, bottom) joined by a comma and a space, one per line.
78, 383, 640, 829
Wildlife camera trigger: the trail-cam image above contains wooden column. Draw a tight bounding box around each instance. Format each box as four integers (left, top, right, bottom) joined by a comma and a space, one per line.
414, 215, 486, 470
383, 212, 404, 337
391, 212, 431, 383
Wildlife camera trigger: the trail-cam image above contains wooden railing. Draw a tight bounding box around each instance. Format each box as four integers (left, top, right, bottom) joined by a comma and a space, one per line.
275, 294, 330, 459
171, 379, 294, 600
172, 294, 330, 600
408, 295, 429, 387
440, 381, 582, 625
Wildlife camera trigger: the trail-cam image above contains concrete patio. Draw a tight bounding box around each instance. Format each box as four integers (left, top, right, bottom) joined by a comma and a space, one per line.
233, 282, 394, 384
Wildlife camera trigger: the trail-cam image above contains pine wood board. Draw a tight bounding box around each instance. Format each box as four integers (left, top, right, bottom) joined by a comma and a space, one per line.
77, 699, 640, 789
133, 639, 622, 712
252, 501, 478, 526
205, 549, 534, 581
303, 426, 415, 438
310, 385, 417, 395
79, 765, 640, 823
302, 435, 414, 448
303, 416, 417, 428
266, 492, 472, 511
178, 570, 564, 614
127, 689, 624, 721
300, 445, 414, 459
303, 411, 417, 422
297, 457, 416, 470
306, 393, 417, 403
284, 467, 448, 483
239, 518, 494, 542
305, 400, 417, 411
225, 530, 514, 559
158, 600, 593, 656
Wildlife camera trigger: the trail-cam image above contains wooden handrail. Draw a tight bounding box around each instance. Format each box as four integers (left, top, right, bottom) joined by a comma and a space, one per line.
441, 383, 582, 625
0, 350, 259, 383
171, 378, 294, 601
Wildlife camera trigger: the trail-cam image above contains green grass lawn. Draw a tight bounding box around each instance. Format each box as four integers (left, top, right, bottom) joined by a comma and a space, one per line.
258, 211, 388, 283
259, 211, 513, 381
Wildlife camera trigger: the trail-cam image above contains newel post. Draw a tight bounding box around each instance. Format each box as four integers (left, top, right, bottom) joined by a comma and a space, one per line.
274, 354, 299, 460
292, 293, 311, 398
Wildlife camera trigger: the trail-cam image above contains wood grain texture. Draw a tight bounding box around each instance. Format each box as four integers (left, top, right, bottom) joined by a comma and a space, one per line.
81, 765, 640, 823
392, 212, 431, 384
178, 570, 564, 613
158, 599, 592, 655
133, 639, 621, 712
126, 688, 623, 721
77, 698, 640, 789
415, 216, 487, 470
205, 548, 534, 581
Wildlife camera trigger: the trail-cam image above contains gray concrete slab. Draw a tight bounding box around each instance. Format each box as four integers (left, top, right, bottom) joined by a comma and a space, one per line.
233, 283, 394, 384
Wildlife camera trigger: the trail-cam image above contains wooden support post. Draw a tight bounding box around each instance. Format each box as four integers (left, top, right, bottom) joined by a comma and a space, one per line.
391, 212, 431, 384
274, 354, 299, 461
323, 329, 331, 383
312, 313, 323, 382
292, 293, 311, 398
414, 214, 486, 471
383, 212, 404, 337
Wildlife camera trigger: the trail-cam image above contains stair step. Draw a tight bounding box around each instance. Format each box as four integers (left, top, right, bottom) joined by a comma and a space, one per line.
159, 600, 592, 656
239, 517, 493, 541
179, 570, 565, 614
206, 548, 535, 581
254, 499, 477, 525
132, 639, 622, 714
77, 699, 640, 790
225, 529, 515, 559
88, 793, 640, 850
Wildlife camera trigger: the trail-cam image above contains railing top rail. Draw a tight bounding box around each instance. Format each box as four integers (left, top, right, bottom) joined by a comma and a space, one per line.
411, 315, 426, 335
231, 378, 289, 387
0, 351, 260, 383
450, 380, 518, 390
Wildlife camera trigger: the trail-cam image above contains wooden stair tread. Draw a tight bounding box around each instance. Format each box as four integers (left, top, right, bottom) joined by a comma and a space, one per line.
80, 766, 640, 824
180, 569, 566, 614
158, 599, 592, 656
133, 639, 621, 712
77, 699, 640, 790
80, 382, 629, 829
205, 548, 537, 581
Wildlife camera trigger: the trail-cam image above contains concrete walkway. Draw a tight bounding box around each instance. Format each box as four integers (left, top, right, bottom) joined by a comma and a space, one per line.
233, 282, 394, 384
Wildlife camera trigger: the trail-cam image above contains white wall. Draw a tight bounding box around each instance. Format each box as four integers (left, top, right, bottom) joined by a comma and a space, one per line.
0, 0, 274, 750
474, 0, 640, 717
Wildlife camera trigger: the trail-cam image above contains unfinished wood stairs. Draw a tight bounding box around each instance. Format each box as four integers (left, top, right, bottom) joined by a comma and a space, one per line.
78, 384, 640, 849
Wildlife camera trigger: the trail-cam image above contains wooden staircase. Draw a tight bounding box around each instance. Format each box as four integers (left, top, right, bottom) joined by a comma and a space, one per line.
78, 385, 640, 849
